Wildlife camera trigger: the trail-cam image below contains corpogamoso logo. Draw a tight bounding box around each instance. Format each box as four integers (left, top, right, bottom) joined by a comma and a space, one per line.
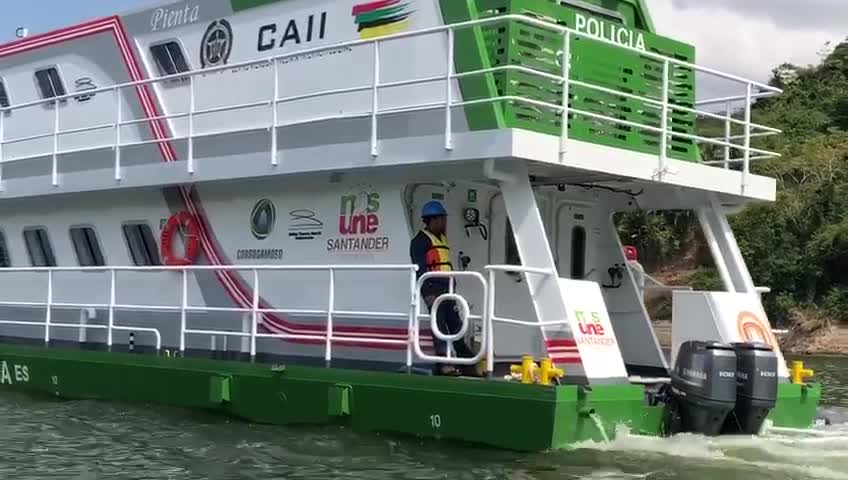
250, 199, 276, 240
201, 19, 234, 68
351, 0, 413, 40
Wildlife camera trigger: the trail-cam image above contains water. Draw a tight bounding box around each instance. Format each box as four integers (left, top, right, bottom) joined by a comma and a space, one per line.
0, 357, 845, 480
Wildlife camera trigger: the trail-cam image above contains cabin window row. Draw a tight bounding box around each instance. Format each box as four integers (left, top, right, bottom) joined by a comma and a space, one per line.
0, 67, 67, 109
0, 223, 162, 268
0, 41, 193, 109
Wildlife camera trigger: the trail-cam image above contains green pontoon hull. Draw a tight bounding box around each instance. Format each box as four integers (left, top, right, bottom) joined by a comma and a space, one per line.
0, 344, 821, 451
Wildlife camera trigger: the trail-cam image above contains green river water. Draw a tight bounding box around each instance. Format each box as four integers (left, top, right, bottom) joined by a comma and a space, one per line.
0, 356, 844, 480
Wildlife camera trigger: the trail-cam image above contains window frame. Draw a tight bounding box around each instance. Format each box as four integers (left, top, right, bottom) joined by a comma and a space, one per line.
121, 222, 162, 266
570, 225, 587, 279
69, 225, 106, 267
34, 66, 67, 102
0, 229, 11, 268
23, 227, 57, 267
0, 78, 10, 109
149, 40, 191, 80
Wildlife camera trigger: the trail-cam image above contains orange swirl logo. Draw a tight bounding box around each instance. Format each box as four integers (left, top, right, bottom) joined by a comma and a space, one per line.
736, 311, 777, 348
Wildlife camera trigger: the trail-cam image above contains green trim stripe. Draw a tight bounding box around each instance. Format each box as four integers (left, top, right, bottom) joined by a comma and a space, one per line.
231, 0, 282, 12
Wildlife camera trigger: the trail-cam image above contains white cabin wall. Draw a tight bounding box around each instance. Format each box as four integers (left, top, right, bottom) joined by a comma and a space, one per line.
0, 33, 155, 173
127, 0, 466, 147
0, 191, 203, 310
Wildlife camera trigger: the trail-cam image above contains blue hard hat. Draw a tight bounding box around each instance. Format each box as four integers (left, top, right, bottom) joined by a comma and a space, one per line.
421, 201, 447, 218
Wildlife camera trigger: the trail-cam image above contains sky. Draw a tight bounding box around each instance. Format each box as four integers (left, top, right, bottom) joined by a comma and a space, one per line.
0, 0, 842, 98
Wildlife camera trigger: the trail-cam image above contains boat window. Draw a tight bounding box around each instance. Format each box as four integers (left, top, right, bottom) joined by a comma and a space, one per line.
34, 67, 67, 101
122, 223, 161, 266
70, 227, 105, 267
23, 228, 57, 267
0, 79, 10, 109
570, 226, 586, 279
0, 230, 11, 267
505, 220, 521, 265
150, 41, 190, 78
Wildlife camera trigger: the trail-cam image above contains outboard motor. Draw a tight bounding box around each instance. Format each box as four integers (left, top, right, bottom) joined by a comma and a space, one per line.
723, 342, 778, 435
668, 341, 737, 436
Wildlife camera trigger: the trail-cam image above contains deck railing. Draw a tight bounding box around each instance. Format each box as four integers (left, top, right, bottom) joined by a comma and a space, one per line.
0, 264, 587, 375
0, 15, 780, 193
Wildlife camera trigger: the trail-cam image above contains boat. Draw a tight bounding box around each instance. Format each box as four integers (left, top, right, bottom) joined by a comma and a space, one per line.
0, 0, 822, 450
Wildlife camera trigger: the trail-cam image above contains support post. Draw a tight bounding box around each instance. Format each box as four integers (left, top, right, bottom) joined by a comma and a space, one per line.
45, 270, 53, 344
406, 268, 416, 373
107, 269, 116, 348
742, 83, 753, 192
325, 268, 335, 365
188, 78, 195, 174
52, 102, 59, 186
559, 32, 571, 159
241, 313, 250, 353
370, 41, 380, 157
723, 101, 731, 169
115, 86, 122, 181
251, 269, 259, 358
180, 269, 187, 353
444, 28, 454, 151
486, 268, 496, 378
658, 59, 670, 181
271, 59, 280, 166
696, 208, 734, 292
0, 107, 5, 189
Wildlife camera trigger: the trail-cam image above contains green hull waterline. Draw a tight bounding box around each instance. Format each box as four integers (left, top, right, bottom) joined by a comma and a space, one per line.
0, 344, 821, 451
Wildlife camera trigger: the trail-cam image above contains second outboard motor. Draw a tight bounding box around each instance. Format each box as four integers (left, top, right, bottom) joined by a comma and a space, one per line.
668, 341, 737, 436
724, 342, 778, 435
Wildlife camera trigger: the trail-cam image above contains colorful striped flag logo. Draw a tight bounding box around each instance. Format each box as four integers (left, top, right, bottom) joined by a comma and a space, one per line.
352, 0, 413, 39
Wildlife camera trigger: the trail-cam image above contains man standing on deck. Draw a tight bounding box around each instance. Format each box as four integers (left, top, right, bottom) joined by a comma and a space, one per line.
410, 201, 474, 376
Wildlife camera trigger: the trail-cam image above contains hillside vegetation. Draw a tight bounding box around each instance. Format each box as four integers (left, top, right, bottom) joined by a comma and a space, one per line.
622, 42, 848, 327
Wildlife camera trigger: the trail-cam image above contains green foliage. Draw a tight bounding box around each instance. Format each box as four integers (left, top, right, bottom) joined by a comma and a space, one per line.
615, 211, 695, 270
619, 41, 848, 324
689, 269, 722, 291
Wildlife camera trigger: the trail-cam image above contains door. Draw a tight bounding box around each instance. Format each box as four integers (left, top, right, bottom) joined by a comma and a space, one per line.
555, 203, 594, 281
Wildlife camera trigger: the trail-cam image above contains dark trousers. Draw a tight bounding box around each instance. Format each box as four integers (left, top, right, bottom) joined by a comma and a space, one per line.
427, 298, 474, 359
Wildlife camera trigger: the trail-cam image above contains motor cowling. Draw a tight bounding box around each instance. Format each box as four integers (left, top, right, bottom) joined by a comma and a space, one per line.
668, 341, 737, 436
723, 342, 778, 435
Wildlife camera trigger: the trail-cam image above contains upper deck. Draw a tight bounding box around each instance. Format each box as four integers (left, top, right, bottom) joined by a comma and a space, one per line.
0, 0, 780, 203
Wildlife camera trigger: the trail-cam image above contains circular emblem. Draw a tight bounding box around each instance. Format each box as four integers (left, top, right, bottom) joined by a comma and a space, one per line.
201, 19, 233, 68
250, 199, 276, 240
737, 311, 777, 348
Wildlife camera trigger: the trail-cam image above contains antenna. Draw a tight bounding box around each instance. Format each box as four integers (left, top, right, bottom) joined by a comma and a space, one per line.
15, 27, 28, 39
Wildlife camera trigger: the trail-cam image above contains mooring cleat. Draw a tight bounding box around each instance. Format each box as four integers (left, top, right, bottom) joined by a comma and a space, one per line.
789, 361, 814, 385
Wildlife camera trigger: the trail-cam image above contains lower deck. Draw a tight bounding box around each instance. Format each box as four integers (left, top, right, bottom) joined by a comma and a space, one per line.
0, 341, 822, 451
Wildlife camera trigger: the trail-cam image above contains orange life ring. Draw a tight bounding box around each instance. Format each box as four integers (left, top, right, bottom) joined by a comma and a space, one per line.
161, 211, 200, 266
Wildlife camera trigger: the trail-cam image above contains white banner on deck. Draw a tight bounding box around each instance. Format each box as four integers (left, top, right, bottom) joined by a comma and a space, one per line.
559, 278, 629, 382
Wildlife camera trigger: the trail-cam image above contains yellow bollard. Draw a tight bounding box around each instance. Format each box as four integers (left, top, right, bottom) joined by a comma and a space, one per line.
510, 355, 538, 384
789, 361, 814, 385
539, 357, 564, 386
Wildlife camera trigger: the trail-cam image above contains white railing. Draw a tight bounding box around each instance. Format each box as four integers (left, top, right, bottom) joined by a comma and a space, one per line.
0, 15, 780, 193
412, 270, 489, 366
0, 265, 418, 362
484, 264, 569, 374
0, 264, 531, 375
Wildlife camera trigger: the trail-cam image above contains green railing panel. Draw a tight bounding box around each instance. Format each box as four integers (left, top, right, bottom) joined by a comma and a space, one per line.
441, 0, 699, 162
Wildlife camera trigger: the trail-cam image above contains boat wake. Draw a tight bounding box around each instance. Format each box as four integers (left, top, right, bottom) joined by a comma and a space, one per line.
572, 410, 848, 480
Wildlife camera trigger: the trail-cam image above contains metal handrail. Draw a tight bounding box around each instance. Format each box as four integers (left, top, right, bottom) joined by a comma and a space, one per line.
412, 271, 489, 367
483, 264, 570, 374
0, 14, 780, 193
0, 265, 419, 364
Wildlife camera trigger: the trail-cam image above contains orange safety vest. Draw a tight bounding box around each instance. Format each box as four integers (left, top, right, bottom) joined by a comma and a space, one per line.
422, 229, 452, 272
